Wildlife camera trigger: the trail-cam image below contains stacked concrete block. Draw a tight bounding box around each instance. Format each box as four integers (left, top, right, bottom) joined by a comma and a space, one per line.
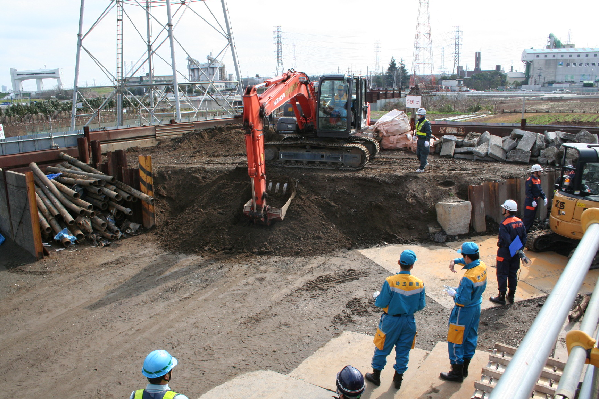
440, 139, 457, 157
516, 131, 537, 152
488, 134, 507, 162
472, 142, 489, 158
539, 146, 559, 165
544, 131, 558, 146
454, 147, 474, 154
507, 149, 531, 163
531, 133, 546, 157
502, 136, 518, 152
510, 129, 527, 140
557, 131, 577, 143
477, 131, 491, 146
576, 130, 598, 144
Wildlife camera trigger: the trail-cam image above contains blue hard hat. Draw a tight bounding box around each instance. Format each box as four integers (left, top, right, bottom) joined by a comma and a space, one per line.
457, 242, 479, 255
142, 350, 178, 378
336, 365, 365, 398
399, 250, 417, 266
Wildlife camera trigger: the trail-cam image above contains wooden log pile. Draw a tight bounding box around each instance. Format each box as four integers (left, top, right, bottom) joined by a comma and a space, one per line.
29, 152, 153, 247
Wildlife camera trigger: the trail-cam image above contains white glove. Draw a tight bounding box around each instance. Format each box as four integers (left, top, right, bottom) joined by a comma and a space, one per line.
424, 141, 430, 147
544, 198, 548, 206
532, 200, 537, 207
444, 285, 456, 297
373, 291, 380, 300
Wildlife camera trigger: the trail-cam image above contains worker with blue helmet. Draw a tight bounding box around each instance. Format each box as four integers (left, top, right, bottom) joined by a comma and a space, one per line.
440, 242, 487, 383
365, 249, 426, 391
130, 350, 189, 399
335, 365, 365, 398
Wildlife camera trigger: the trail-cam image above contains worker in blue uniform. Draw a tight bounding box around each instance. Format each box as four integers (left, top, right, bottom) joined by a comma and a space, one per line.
414, 108, 432, 173
490, 199, 527, 305
440, 242, 487, 383
130, 350, 189, 399
365, 250, 426, 391
335, 365, 365, 399
523, 164, 547, 232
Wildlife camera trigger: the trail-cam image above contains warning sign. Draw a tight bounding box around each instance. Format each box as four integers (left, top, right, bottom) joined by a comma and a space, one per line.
0, 124, 4, 140
406, 96, 422, 108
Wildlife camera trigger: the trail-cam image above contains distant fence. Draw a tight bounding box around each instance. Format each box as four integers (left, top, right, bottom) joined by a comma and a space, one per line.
468, 170, 556, 232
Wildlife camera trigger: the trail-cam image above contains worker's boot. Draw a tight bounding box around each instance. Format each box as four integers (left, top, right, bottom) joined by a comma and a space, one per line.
393, 371, 403, 389
439, 363, 464, 382
462, 358, 471, 378
365, 369, 381, 386
490, 292, 506, 305
507, 289, 516, 304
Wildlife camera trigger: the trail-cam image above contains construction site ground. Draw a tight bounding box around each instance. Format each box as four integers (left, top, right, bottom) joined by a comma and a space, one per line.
2, 119, 599, 398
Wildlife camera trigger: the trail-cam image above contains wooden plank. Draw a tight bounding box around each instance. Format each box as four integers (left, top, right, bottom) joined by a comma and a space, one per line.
138, 155, 155, 229
469, 185, 486, 233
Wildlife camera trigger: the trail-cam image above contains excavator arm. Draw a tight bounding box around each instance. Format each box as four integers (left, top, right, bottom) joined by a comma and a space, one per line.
242, 70, 315, 224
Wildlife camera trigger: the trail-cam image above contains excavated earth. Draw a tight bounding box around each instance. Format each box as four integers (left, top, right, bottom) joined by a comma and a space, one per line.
0, 122, 556, 398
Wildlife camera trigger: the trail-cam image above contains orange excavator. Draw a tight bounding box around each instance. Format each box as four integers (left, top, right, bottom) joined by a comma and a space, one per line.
242, 69, 379, 224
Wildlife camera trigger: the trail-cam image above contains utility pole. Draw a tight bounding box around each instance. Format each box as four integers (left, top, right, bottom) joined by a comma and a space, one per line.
453, 26, 462, 76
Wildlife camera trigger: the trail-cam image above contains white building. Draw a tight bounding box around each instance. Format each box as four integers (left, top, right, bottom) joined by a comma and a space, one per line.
521, 48, 599, 85
187, 55, 229, 91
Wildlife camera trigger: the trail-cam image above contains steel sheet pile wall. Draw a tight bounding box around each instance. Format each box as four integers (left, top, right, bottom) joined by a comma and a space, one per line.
468, 171, 555, 232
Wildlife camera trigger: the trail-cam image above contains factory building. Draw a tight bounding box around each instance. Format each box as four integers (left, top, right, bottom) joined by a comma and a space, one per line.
521, 47, 599, 85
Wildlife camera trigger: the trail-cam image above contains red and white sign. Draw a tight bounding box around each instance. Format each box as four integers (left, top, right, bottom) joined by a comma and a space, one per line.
406, 96, 422, 108
0, 124, 4, 140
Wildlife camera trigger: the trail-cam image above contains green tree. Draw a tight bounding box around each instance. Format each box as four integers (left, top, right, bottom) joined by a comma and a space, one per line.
465, 71, 507, 91
386, 57, 398, 88
397, 59, 410, 89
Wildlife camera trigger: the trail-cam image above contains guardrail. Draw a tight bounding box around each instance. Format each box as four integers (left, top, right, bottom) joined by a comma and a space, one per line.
490, 208, 599, 398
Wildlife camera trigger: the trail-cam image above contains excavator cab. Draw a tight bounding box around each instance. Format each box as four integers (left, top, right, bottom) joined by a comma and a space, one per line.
316, 75, 369, 137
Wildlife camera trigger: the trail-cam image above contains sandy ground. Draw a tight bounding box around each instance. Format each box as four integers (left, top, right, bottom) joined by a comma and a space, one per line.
0, 121, 578, 398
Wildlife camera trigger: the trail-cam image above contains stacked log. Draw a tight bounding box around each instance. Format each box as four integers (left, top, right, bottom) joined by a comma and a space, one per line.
30, 153, 152, 247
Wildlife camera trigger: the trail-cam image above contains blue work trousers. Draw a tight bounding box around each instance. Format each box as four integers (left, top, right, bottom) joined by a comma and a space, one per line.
496, 255, 520, 293
523, 197, 537, 232
371, 313, 416, 373
416, 139, 429, 170
448, 305, 481, 364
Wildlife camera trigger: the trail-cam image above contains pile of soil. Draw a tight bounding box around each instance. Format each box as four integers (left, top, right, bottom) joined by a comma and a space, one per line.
126, 124, 532, 257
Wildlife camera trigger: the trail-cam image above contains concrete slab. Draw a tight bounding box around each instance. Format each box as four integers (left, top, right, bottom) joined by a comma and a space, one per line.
400, 341, 490, 399
358, 236, 599, 310
197, 370, 334, 399
289, 331, 428, 397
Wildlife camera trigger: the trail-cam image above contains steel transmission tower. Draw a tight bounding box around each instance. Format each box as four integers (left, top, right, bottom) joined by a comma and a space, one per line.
453, 26, 462, 76
71, 0, 242, 130
411, 0, 434, 87
274, 26, 284, 76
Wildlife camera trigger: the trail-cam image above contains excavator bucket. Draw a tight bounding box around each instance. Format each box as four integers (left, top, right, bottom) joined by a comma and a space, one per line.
243, 179, 297, 225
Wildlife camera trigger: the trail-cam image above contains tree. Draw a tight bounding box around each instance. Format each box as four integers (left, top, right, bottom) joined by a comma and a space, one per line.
465, 71, 507, 91
398, 59, 410, 89
386, 57, 398, 88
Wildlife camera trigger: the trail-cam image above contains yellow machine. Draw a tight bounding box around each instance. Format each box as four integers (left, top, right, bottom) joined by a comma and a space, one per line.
527, 143, 599, 251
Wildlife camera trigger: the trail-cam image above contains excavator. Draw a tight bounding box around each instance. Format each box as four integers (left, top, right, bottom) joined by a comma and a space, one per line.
241, 69, 379, 224
526, 143, 599, 253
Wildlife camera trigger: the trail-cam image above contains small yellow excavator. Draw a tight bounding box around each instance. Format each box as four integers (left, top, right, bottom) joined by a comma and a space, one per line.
527, 143, 599, 252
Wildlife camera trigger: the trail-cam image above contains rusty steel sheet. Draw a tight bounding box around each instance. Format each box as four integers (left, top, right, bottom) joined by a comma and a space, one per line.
87, 125, 155, 143
0, 147, 80, 170
431, 121, 599, 138
468, 184, 486, 233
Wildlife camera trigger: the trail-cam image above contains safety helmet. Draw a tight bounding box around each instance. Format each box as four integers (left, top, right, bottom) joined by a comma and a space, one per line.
530, 164, 543, 173
399, 249, 417, 266
501, 199, 518, 212
336, 365, 365, 398
457, 241, 479, 255
142, 350, 178, 378
416, 108, 426, 116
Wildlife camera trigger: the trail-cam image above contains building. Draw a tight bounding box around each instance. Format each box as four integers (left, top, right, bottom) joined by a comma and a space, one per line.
187, 54, 233, 91
521, 47, 599, 85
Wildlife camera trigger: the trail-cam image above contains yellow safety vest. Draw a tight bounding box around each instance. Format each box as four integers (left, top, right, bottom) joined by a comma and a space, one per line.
415, 119, 429, 137
134, 389, 178, 399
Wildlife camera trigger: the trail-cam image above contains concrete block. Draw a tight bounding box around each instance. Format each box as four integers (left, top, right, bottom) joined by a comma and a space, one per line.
511, 128, 526, 139
442, 135, 458, 142
537, 156, 548, 164
557, 131, 577, 143
473, 155, 495, 162
472, 142, 489, 158
440, 140, 456, 157
516, 131, 537, 151
477, 131, 491, 146
454, 147, 473, 154
576, 129, 598, 144
435, 200, 472, 235
544, 131, 558, 145
453, 154, 474, 160
507, 149, 531, 163
489, 143, 507, 161
489, 134, 502, 148
540, 146, 559, 164
465, 132, 481, 141
462, 138, 478, 147
502, 137, 518, 152
531, 133, 546, 156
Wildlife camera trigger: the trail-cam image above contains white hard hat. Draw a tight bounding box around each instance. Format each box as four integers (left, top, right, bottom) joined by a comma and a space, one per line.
530, 164, 543, 173
416, 108, 426, 116
501, 199, 518, 212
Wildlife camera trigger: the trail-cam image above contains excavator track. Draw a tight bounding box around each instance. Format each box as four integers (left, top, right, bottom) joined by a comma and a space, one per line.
264, 139, 371, 170
349, 136, 380, 161
525, 229, 556, 252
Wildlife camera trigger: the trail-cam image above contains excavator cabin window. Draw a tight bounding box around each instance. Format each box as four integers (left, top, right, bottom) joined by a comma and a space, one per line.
319, 80, 349, 131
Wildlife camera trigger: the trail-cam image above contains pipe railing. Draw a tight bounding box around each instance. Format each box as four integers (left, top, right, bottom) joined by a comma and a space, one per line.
489, 209, 599, 399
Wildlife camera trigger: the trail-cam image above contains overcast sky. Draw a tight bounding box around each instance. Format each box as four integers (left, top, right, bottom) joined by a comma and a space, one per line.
1, 0, 598, 91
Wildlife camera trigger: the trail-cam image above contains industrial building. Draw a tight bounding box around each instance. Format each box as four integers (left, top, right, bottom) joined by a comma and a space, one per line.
521, 47, 599, 85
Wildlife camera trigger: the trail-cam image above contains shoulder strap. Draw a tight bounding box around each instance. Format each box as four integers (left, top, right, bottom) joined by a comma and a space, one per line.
164, 391, 178, 399
134, 389, 145, 399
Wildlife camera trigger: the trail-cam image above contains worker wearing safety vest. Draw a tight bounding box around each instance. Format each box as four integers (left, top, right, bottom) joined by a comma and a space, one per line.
130, 350, 189, 399
523, 164, 547, 232
440, 242, 487, 383
414, 108, 432, 172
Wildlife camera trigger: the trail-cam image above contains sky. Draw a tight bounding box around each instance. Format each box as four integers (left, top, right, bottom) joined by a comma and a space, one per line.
1, 0, 598, 92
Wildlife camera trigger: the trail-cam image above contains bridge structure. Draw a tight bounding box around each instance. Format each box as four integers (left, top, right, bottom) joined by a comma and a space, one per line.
10, 68, 62, 94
